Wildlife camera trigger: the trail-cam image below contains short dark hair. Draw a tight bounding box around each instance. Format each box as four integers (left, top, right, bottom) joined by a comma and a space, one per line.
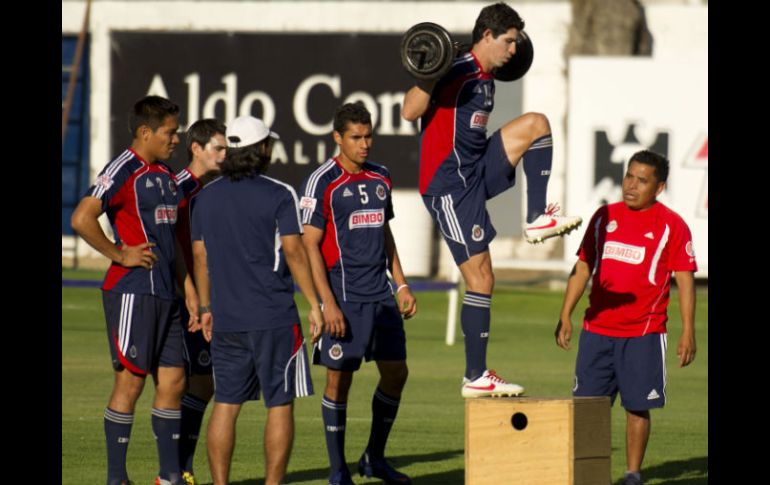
472, 2, 525, 45
186, 118, 227, 160
333, 101, 372, 135
128, 95, 180, 137
629, 150, 669, 183
221, 140, 273, 181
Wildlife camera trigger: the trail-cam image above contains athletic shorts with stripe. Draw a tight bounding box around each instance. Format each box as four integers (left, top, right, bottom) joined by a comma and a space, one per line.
210, 323, 313, 407
422, 130, 516, 265
573, 329, 668, 411
312, 297, 406, 372
178, 299, 212, 376
102, 290, 184, 375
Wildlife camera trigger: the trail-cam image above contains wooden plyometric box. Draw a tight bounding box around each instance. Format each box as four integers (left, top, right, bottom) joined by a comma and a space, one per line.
465, 397, 611, 485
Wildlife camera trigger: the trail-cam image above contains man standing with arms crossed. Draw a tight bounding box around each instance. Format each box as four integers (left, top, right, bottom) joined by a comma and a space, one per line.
71, 95, 199, 485
401, 2, 582, 398
300, 102, 417, 485
191, 116, 322, 485
555, 150, 697, 485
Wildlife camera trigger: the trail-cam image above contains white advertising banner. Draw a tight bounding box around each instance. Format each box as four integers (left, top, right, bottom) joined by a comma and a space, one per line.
566, 57, 708, 276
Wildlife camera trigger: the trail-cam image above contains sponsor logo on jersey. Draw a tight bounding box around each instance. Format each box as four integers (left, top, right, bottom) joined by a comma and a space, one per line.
145, 178, 154, 188
602, 241, 645, 264
470, 111, 489, 129
376, 184, 387, 201
329, 343, 343, 360
96, 174, 114, 191
606, 220, 618, 233
471, 224, 484, 242
343, 187, 354, 197
198, 350, 211, 367
300, 196, 317, 211
155, 204, 178, 224
686, 241, 695, 257
644, 232, 654, 239
349, 208, 385, 229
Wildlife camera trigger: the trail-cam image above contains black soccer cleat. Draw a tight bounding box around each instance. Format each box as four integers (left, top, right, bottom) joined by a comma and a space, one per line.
358, 451, 412, 485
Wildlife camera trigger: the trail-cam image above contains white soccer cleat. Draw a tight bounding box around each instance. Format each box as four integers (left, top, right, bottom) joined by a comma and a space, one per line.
461, 369, 525, 398
524, 203, 583, 244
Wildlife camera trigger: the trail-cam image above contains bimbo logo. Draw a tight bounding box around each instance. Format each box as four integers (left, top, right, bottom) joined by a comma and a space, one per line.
602, 241, 645, 265
470, 111, 489, 130
155, 205, 178, 224
349, 209, 385, 229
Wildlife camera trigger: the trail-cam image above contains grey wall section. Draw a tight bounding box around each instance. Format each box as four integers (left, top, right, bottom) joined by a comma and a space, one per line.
485, 79, 524, 237
111, 32, 420, 188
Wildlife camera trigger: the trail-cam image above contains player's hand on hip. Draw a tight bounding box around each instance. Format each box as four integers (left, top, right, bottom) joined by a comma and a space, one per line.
119, 242, 158, 269
555, 318, 572, 350
397, 288, 417, 319
677, 332, 697, 367
323, 301, 346, 339
201, 312, 214, 342
308, 306, 324, 345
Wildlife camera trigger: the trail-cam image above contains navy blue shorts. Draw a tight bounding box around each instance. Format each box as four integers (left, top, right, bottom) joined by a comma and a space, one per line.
211, 324, 313, 407
179, 301, 212, 376
422, 130, 515, 265
102, 290, 184, 375
573, 329, 668, 411
312, 298, 406, 372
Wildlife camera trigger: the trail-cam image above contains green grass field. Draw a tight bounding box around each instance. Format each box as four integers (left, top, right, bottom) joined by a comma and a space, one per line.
62, 276, 707, 485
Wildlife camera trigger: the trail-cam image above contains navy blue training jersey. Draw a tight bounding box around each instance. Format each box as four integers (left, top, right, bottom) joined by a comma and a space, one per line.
87, 149, 199, 300
299, 158, 394, 303
419, 51, 495, 196
190, 174, 303, 332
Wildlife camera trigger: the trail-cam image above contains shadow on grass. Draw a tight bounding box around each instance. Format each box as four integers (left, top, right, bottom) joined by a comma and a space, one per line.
220, 452, 707, 484
643, 455, 708, 485
226, 448, 464, 484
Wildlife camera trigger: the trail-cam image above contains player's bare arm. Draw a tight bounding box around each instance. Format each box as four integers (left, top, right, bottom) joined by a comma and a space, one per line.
302, 224, 346, 338
555, 260, 591, 350
674, 270, 697, 367
282, 233, 325, 343
192, 240, 213, 341
384, 223, 417, 319
71, 195, 158, 269
401, 81, 435, 122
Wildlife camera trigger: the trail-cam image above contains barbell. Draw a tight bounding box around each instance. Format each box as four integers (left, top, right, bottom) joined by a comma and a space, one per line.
400, 22, 534, 82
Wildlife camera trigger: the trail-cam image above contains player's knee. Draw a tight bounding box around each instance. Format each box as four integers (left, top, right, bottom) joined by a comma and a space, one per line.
521, 112, 551, 138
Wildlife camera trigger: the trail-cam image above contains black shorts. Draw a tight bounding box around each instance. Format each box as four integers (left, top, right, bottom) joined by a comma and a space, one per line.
179, 300, 212, 376
312, 297, 406, 372
210, 324, 313, 407
573, 330, 667, 411
102, 290, 184, 375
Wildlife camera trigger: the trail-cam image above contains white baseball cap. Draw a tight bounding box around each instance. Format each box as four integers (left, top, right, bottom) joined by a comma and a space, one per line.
226, 116, 280, 148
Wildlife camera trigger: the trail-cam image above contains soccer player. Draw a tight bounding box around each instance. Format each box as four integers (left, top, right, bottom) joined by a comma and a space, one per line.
555, 150, 697, 485
70, 95, 199, 485
401, 2, 582, 398
172, 118, 227, 485
191, 116, 322, 485
299, 102, 417, 485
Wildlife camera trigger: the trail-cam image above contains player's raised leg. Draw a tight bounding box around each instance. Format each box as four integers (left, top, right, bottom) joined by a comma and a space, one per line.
498, 112, 582, 243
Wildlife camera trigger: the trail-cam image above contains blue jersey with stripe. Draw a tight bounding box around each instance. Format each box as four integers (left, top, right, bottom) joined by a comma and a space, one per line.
87, 149, 199, 300
190, 174, 303, 332
419, 52, 495, 195
299, 158, 394, 303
